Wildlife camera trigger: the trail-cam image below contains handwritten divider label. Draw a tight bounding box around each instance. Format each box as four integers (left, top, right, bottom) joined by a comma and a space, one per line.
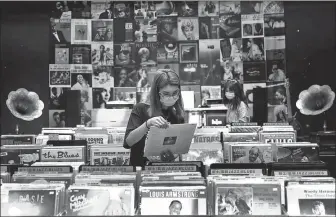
144, 165, 197, 172
80, 166, 134, 173
210, 169, 263, 176
18, 166, 72, 173
273, 170, 329, 177
41, 147, 84, 162
231, 122, 258, 126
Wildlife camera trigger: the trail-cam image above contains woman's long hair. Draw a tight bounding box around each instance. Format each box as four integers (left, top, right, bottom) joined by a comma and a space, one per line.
148, 69, 184, 122
222, 80, 248, 110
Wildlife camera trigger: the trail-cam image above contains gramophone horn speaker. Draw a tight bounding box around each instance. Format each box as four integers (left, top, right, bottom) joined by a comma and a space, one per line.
296, 85, 335, 116
6, 88, 44, 121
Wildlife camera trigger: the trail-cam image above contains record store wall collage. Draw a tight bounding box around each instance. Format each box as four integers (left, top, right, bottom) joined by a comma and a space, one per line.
49, 1, 286, 127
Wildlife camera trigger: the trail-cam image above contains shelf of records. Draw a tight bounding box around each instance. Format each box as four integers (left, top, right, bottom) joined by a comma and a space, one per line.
1, 162, 335, 216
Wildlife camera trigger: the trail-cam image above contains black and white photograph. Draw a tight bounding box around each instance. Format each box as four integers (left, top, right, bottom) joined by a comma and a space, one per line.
92, 87, 112, 108
113, 19, 135, 42
50, 1, 72, 19
71, 19, 91, 44
114, 43, 136, 66
200, 86, 222, 100
267, 60, 286, 82
222, 61, 244, 83
241, 1, 263, 14
92, 65, 114, 88
79, 88, 93, 110
71, 73, 92, 90
201, 59, 223, 86
242, 14, 264, 38
114, 67, 137, 87
155, 1, 178, 17
163, 136, 177, 146
134, 18, 157, 42
179, 63, 200, 85
53, 44, 70, 64
220, 38, 231, 62
113, 2, 133, 18
91, 1, 113, 19
157, 17, 178, 42
80, 108, 92, 127
198, 1, 219, 17
217, 187, 253, 215
177, 17, 199, 41
264, 36, 286, 60
267, 83, 288, 122
219, 1, 241, 15
199, 17, 220, 39
50, 18, 71, 44
135, 42, 157, 66
49, 64, 71, 87
299, 199, 335, 216
157, 42, 179, 63
91, 43, 114, 66
219, 14, 241, 38
242, 38, 265, 61
49, 87, 69, 109
263, 1, 284, 14
49, 110, 66, 127
264, 13, 285, 37
179, 42, 198, 63
70, 1, 91, 19
135, 66, 156, 88
243, 62, 266, 83
71, 45, 91, 64
91, 20, 113, 42
176, 1, 198, 17
199, 39, 221, 69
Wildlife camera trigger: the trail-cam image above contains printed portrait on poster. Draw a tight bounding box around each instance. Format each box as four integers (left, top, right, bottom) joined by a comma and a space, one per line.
155, 1, 178, 17
178, 18, 199, 41
50, 1, 72, 19
50, 18, 71, 44
217, 187, 253, 215
114, 67, 137, 88
267, 59, 286, 82
91, 1, 114, 19
71, 73, 92, 90
91, 43, 114, 66
91, 20, 113, 42
134, 1, 157, 19
242, 14, 264, 38
49, 87, 69, 110
264, 14, 285, 37
157, 17, 178, 42
299, 199, 335, 216
222, 61, 243, 83
198, 1, 219, 17
179, 42, 198, 63
219, 2, 241, 15
71, 1, 91, 19
49, 110, 66, 127
114, 2, 133, 18
72, 45, 91, 64
135, 42, 158, 66
92, 87, 112, 109
114, 43, 136, 66
176, 1, 198, 17
242, 38, 265, 61
92, 65, 114, 89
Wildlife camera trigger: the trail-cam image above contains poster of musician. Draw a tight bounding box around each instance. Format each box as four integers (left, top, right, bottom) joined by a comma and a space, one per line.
71, 19, 91, 44
155, 1, 178, 17
179, 63, 200, 85
177, 17, 199, 41
267, 83, 288, 122
176, 1, 198, 17
198, 1, 219, 17
49, 64, 71, 87
179, 42, 198, 63
157, 17, 178, 42
134, 1, 156, 19
91, 20, 113, 42
50, 18, 71, 44
199, 17, 220, 39
91, 1, 113, 19
114, 2, 133, 18
49, 87, 69, 110
114, 43, 136, 66
242, 38, 265, 61
264, 36, 286, 60
219, 1, 241, 15
134, 18, 157, 42
266, 59, 286, 82
91, 43, 114, 66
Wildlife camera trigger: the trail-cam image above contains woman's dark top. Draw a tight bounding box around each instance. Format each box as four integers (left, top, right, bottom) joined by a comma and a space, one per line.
123, 103, 184, 167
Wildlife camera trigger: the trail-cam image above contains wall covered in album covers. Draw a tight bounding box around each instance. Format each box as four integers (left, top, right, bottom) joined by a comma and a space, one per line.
48, 1, 286, 127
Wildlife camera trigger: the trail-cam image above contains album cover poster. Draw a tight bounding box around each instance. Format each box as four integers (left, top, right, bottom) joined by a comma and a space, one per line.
71, 45, 91, 64
181, 85, 201, 108
91, 147, 130, 166
70, 64, 93, 74
0, 147, 40, 165
135, 42, 157, 66
113, 19, 135, 42
92, 65, 114, 89
49, 87, 69, 110
263, 1, 284, 14
260, 131, 296, 143
264, 36, 285, 60
220, 38, 242, 63
12, 174, 73, 189
198, 1, 219, 17
266, 83, 287, 122
199, 39, 221, 68
134, 1, 156, 19
111, 87, 137, 104
155, 1, 178, 17
114, 43, 136, 66
222, 61, 244, 83
176, 1, 198, 17
241, 1, 264, 14
219, 14, 241, 38
71, 19, 91, 44
70, 1, 91, 19
242, 38, 265, 62
49, 64, 71, 87
157, 17, 178, 42
53, 44, 71, 64
157, 63, 179, 74
219, 1, 241, 16
243, 62, 266, 83
179, 63, 200, 85
71, 73, 92, 90
113, 2, 134, 19
92, 88, 112, 109
157, 42, 179, 63
179, 42, 199, 63
276, 145, 319, 163
264, 14, 285, 37
80, 109, 92, 127
67, 187, 134, 215
50, 1, 72, 19
242, 14, 264, 38
134, 18, 157, 42
266, 59, 286, 82
91, 20, 113, 42
49, 110, 66, 127
6, 189, 57, 216
50, 18, 71, 44
200, 86, 222, 100
230, 144, 273, 163
199, 17, 220, 39
177, 17, 199, 41
114, 67, 137, 87
140, 187, 207, 215
136, 87, 151, 104
91, 1, 113, 19
91, 43, 114, 66
183, 144, 223, 166
137, 65, 158, 87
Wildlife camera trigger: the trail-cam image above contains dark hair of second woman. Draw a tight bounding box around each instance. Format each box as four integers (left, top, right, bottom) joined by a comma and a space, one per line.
222, 81, 248, 110
149, 69, 184, 122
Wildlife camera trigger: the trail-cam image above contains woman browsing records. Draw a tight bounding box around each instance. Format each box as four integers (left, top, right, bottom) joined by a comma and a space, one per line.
123, 69, 185, 166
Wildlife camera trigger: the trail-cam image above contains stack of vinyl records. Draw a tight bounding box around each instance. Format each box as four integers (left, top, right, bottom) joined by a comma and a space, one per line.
260, 124, 296, 143
139, 164, 207, 215
225, 142, 273, 163
1, 183, 67, 216
1, 166, 11, 183
32, 162, 85, 174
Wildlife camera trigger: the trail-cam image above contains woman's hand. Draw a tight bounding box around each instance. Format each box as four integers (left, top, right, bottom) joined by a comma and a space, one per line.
147, 116, 169, 129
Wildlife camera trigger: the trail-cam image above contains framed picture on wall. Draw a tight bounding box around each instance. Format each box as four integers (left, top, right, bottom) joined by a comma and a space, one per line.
179, 42, 198, 63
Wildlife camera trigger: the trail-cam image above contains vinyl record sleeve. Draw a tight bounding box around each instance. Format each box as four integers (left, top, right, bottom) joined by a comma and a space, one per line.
229, 143, 273, 163
90, 145, 130, 166
259, 131, 297, 143
275, 143, 319, 162
1, 146, 41, 166
1, 135, 36, 145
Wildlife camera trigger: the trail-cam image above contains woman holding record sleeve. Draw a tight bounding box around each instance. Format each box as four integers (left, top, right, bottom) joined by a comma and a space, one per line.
123, 69, 185, 166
